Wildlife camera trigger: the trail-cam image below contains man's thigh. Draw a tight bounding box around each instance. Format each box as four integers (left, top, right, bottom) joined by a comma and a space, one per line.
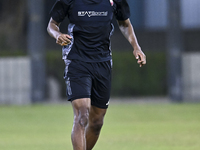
64, 60, 92, 101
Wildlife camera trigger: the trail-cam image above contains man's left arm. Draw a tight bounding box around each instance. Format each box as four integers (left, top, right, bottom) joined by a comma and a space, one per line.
117, 19, 146, 67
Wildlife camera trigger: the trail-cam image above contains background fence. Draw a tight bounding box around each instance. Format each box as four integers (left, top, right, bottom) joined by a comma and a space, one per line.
0, 57, 31, 104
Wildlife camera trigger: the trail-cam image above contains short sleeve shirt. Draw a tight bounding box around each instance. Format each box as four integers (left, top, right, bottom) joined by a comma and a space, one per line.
50, 0, 130, 62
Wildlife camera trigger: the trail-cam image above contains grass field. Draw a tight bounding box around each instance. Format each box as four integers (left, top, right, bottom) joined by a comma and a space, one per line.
0, 101, 200, 150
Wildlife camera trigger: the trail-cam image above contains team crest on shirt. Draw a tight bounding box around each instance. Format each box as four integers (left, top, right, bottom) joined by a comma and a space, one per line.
110, 0, 113, 6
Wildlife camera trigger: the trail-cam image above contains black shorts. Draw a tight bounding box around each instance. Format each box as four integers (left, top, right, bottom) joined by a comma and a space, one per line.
63, 59, 112, 109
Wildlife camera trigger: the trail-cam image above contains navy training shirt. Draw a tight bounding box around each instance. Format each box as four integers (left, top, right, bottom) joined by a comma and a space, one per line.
50, 0, 130, 62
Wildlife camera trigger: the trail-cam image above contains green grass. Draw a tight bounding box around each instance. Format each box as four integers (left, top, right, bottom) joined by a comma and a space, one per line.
0, 102, 200, 150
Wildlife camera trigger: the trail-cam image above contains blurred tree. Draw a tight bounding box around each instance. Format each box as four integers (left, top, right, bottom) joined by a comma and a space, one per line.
0, 0, 26, 50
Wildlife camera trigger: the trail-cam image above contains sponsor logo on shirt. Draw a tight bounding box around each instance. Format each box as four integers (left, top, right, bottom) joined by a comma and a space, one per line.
78, 11, 108, 17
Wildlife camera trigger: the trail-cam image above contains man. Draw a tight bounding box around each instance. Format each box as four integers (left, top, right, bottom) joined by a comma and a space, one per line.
47, 0, 146, 150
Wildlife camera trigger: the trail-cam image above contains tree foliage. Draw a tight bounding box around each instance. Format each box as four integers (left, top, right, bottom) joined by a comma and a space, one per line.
0, 0, 26, 50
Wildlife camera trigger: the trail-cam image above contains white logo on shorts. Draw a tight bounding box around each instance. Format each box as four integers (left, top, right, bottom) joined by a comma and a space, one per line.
106, 101, 110, 106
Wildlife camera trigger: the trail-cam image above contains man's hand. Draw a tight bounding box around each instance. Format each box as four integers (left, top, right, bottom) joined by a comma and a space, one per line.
133, 48, 146, 67
56, 34, 72, 46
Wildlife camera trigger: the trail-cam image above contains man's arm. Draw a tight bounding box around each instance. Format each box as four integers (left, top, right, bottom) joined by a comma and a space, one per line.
117, 19, 146, 67
47, 18, 71, 46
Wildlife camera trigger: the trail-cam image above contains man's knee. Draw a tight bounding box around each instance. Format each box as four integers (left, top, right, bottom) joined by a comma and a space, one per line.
89, 119, 104, 135
78, 114, 89, 127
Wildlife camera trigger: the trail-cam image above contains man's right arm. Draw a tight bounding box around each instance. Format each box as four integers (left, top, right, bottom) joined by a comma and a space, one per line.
47, 18, 71, 46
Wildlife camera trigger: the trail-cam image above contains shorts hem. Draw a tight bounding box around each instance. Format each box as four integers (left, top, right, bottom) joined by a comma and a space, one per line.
68, 95, 90, 101
91, 103, 109, 109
